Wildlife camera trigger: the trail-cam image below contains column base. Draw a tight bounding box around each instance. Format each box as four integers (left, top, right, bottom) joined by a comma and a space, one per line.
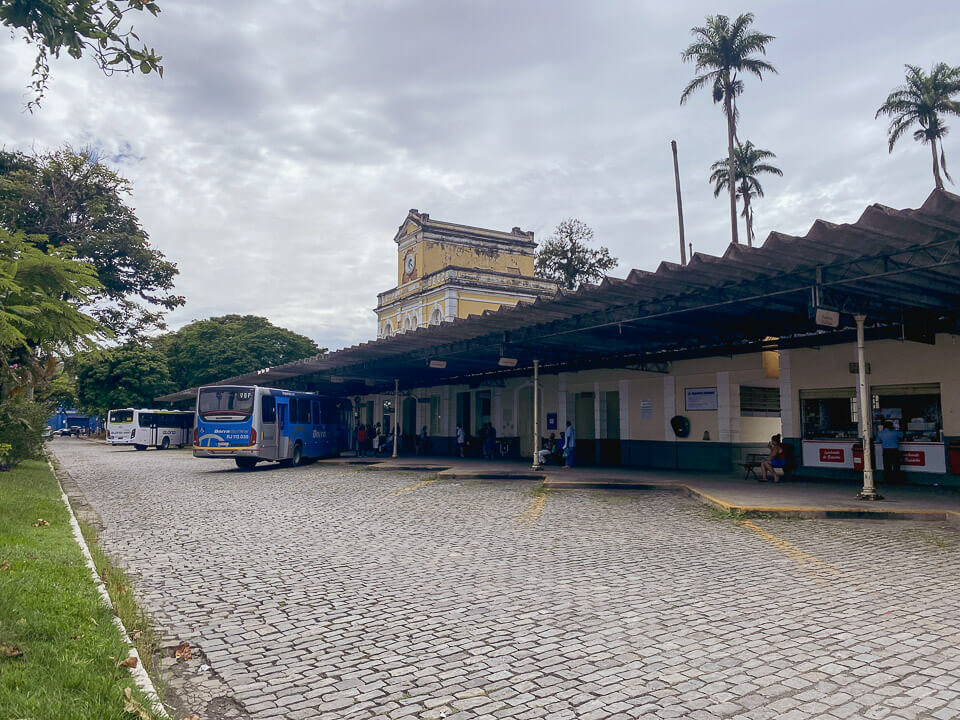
858, 489, 884, 501
531, 462, 543, 471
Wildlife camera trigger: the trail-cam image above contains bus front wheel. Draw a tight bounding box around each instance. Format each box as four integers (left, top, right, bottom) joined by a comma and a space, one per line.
292, 443, 304, 467
160, 437, 170, 450
235, 458, 258, 470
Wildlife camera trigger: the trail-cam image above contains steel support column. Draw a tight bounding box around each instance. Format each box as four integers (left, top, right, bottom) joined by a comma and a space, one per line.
531, 360, 542, 470
392, 379, 399, 459
855, 314, 882, 500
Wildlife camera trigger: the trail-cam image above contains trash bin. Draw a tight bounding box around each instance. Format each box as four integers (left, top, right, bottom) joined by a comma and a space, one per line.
948, 440, 960, 475
852, 444, 864, 472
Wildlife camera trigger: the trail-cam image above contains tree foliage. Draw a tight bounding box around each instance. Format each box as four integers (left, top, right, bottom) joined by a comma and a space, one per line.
74, 342, 172, 415
0, 228, 103, 466
0, 148, 183, 339
159, 315, 324, 391
709, 141, 782, 246
876, 63, 960, 190
0, 228, 103, 397
681, 13, 776, 246
534, 219, 617, 292
0, 0, 162, 109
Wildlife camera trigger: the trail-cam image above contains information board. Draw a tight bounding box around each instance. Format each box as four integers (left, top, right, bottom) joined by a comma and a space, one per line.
685, 387, 718, 411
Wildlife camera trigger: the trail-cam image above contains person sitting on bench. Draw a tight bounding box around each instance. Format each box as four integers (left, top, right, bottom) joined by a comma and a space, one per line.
760, 434, 786, 482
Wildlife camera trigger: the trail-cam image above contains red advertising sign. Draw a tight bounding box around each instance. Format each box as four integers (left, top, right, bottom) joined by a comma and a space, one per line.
901, 450, 926, 467
819, 448, 845, 463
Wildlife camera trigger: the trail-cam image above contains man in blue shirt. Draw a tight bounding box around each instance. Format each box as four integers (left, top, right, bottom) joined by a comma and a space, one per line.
877, 420, 905, 484
563, 420, 576, 468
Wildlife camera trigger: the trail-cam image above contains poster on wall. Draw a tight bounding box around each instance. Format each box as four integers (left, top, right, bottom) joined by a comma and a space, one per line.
546, 413, 558, 430
685, 387, 718, 411
640, 399, 653, 420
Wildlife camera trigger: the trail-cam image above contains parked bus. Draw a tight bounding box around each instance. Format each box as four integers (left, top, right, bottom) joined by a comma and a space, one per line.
193, 385, 348, 469
107, 408, 195, 450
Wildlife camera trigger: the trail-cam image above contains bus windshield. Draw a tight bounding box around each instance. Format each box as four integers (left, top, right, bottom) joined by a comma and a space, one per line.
198, 388, 255, 420
109, 410, 133, 424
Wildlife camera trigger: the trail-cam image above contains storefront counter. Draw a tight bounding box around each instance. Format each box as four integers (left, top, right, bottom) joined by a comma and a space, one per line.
801, 439, 945, 473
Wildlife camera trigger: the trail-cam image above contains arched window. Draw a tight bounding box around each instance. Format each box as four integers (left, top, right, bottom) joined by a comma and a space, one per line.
430, 308, 442, 325
402, 317, 410, 331
382, 322, 393, 337
411, 313, 418, 328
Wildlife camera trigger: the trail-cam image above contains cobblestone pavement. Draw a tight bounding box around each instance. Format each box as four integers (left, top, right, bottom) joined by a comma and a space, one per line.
50, 439, 960, 720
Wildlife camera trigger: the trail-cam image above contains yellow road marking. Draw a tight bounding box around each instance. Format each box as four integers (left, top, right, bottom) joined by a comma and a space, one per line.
516, 494, 547, 528
739, 519, 842, 578
387, 478, 438, 497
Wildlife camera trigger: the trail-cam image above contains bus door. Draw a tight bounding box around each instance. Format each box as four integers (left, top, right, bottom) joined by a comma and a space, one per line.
260, 395, 278, 460
276, 400, 291, 460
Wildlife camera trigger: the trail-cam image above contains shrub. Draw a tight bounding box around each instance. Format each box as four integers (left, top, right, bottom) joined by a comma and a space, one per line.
0, 397, 53, 468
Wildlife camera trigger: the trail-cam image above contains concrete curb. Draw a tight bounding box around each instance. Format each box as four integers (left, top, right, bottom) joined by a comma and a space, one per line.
47, 456, 169, 718
542, 476, 960, 528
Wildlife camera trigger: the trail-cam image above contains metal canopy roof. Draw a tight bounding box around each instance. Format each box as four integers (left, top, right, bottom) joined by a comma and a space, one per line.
157, 190, 960, 403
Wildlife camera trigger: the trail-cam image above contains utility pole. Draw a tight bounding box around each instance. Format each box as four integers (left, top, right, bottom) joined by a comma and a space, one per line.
671, 140, 687, 266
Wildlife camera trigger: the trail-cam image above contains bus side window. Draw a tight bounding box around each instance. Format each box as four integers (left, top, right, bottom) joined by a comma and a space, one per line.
262, 396, 276, 423
278, 403, 287, 429
312, 400, 320, 425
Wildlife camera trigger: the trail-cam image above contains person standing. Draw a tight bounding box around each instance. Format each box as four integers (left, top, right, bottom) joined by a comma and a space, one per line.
878, 420, 905, 484
484, 423, 497, 459
563, 420, 576, 468
456, 424, 465, 457
356, 424, 367, 457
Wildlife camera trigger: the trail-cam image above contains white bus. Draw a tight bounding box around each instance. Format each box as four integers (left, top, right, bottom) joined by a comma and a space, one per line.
107, 408, 195, 450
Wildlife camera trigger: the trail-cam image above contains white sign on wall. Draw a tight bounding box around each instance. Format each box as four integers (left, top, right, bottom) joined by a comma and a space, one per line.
640, 399, 653, 420
685, 387, 718, 411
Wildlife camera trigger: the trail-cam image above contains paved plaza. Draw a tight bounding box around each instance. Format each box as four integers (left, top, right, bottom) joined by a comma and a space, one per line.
50, 439, 960, 720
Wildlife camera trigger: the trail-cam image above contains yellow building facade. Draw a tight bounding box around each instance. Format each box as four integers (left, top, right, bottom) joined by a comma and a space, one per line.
375, 210, 558, 337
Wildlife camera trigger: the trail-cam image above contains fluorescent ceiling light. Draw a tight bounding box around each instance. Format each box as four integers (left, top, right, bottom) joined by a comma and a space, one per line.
429, 359, 447, 369
498, 357, 518, 368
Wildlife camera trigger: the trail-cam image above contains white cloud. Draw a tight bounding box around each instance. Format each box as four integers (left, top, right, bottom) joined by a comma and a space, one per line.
2, 0, 958, 351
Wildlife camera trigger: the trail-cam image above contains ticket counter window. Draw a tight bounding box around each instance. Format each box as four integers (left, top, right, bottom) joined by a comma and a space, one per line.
801, 390, 858, 440
871, 384, 942, 442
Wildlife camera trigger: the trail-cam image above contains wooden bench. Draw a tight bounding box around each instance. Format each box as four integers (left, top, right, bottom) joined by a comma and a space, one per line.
741, 453, 768, 481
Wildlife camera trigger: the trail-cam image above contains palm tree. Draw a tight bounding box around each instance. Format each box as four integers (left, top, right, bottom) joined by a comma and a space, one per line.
876, 63, 960, 190
681, 13, 777, 245
709, 141, 782, 247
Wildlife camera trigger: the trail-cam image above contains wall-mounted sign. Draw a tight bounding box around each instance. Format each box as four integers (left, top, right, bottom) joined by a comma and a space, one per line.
640, 399, 653, 420
546, 413, 558, 430
819, 447, 845, 463
815, 307, 840, 328
685, 387, 718, 411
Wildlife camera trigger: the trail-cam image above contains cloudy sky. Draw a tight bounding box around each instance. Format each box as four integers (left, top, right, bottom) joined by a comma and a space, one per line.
2, 1, 959, 350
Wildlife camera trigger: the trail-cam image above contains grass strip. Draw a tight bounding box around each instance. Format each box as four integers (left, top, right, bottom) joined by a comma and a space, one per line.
0, 459, 159, 719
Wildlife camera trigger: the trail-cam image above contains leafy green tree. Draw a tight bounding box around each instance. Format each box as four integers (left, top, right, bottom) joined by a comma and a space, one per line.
876, 63, 960, 190
534, 219, 617, 291
0, 147, 183, 339
681, 13, 777, 246
0, 228, 103, 465
159, 315, 324, 391
709, 141, 782, 247
0, 228, 103, 397
74, 342, 172, 415
0, 0, 162, 108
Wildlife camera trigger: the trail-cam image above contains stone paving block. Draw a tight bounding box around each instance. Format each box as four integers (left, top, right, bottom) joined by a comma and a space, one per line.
50, 441, 960, 720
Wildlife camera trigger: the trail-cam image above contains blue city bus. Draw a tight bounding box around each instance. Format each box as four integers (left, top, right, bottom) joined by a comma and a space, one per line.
193, 385, 348, 469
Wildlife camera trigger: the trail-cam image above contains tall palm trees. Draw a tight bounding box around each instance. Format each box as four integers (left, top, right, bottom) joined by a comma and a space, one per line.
681, 13, 776, 245
876, 63, 960, 190
709, 141, 782, 247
